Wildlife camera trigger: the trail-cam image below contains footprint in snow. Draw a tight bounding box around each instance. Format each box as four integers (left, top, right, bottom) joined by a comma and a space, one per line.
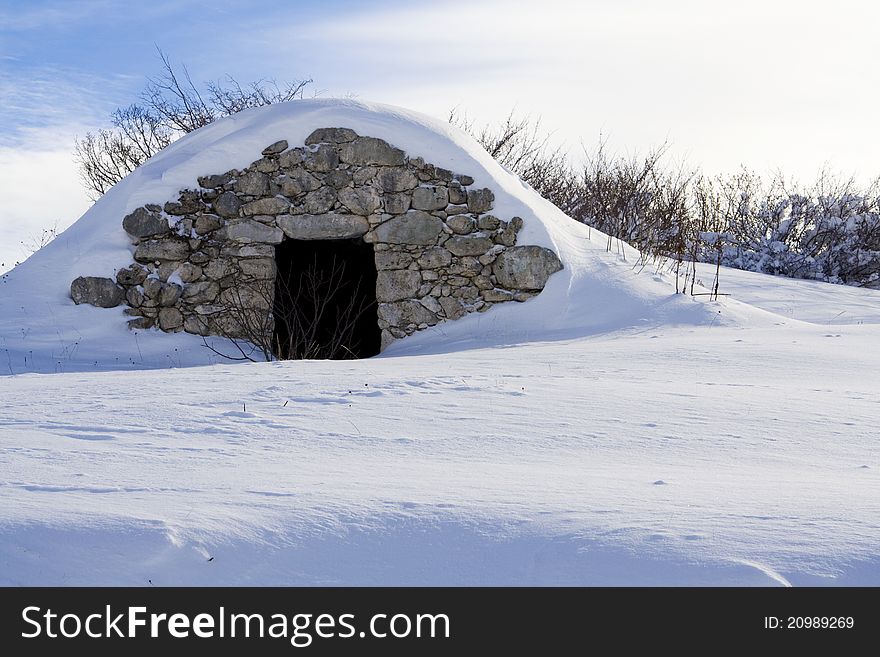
653, 480, 667, 485
222, 411, 257, 418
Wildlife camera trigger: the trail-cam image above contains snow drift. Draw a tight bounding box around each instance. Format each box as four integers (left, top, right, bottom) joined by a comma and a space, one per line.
2, 100, 879, 586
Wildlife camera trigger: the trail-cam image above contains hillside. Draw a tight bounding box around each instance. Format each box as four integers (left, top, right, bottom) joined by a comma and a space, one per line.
1, 100, 878, 585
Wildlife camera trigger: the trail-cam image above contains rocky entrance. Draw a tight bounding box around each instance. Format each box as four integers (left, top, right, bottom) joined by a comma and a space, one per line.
273, 238, 380, 360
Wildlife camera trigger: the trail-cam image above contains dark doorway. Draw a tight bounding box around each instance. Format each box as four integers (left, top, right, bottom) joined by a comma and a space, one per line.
273, 238, 380, 360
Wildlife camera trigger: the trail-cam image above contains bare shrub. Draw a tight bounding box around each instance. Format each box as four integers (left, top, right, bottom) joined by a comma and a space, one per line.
204, 255, 376, 362
75, 50, 313, 199
449, 110, 580, 216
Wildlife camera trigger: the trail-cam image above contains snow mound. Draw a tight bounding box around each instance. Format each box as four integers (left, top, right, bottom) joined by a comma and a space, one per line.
1, 99, 769, 374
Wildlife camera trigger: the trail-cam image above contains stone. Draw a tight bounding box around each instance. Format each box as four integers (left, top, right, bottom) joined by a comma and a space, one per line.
279, 168, 322, 196
184, 315, 210, 336
221, 220, 284, 244
411, 186, 449, 211
176, 262, 202, 283
455, 174, 474, 186
433, 166, 454, 182
278, 148, 305, 168
302, 187, 337, 214
242, 197, 290, 216
193, 304, 224, 315
445, 235, 494, 257
143, 278, 163, 299
158, 283, 182, 307
376, 270, 421, 302
116, 264, 148, 286
182, 281, 220, 304
219, 287, 272, 311
473, 275, 493, 290
481, 288, 514, 302
338, 186, 382, 215
238, 258, 276, 280
278, 213, 369, 240
384, 193, 411, 214
126, 287, 145, 307
262, 139, 289, 156
378, 300, 438, 326
163, 194, 203, 216
446, 215, 475, 235
254, 157, 279, 173
376, 168, 418, 193
235, 171, 270, 197
374, 211, 444, 245
303, 144, 339, 172
418, 296, 442, 314
158, 307, 184, 331
305, 127, 359, 145
493, 245, 563, 290
70, 276, 124, 308
348, 167, 374, 186
134, 239, 190, 263
213, 191, 243, 218
455, 286, 479, 301
467, 188, 495, 213
452, 256, 482, 277
220, 244, 275, 258
203, 258, 234, 280
438, 296, 466, 320
380, 329, 395, 351
194, 214, 223, 234
448, 186, 467, 205
122, 207, 169, 238
477, 214, 502, 230
325, 170, 353, 189
496, 216, 524, 247
198, 172, 234, 189
339, 136, 406, 166
127, 317, 154, 330
375, 251, 413, 270
174, 217, 195, 237
417, 247, 453, 269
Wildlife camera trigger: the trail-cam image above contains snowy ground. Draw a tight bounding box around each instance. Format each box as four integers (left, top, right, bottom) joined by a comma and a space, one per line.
2, 279, 879, 585
1, 100, 878, 585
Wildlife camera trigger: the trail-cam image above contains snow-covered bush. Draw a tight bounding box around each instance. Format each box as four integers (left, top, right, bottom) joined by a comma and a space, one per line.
457, 112, 880, 290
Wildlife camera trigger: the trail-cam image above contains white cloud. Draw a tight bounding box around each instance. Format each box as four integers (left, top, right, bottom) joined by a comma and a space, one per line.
0, 126, 92, 273
249, 0, 880, 180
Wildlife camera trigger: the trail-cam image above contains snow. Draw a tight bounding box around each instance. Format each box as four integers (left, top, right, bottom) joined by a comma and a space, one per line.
1, 99, 879, 585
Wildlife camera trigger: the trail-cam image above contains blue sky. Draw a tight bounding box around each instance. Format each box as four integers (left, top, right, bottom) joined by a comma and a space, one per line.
1, 0, 879, 270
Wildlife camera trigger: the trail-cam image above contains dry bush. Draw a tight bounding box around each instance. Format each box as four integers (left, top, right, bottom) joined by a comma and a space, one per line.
204, 255, 376, 362
75, 50, 312, 199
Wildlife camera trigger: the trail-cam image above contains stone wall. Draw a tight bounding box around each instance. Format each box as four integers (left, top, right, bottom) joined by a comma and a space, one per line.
70, 127, 563, 354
